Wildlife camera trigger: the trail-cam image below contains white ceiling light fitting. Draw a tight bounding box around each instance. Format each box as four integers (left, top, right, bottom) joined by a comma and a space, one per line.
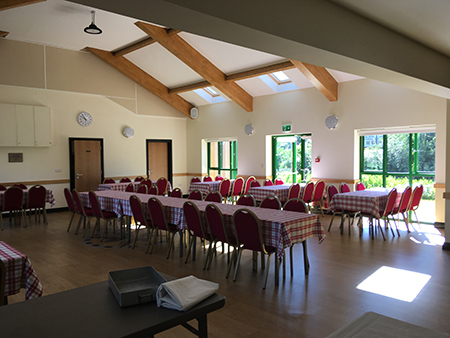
325, 114, 339, 129
84, 11, 102, 35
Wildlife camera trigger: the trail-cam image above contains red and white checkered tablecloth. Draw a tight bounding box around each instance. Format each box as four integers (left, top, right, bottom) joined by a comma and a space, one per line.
81, 191, 326, 259
97, 182, 141, 191
247, 184, 302, 204
328, 188, 401, 219
0, 189, 55, 207
188, 181, 222, 195
0, 241, 43, 300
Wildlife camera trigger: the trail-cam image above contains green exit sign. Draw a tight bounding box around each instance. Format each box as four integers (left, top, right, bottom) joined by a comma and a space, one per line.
282, 124, 292, 132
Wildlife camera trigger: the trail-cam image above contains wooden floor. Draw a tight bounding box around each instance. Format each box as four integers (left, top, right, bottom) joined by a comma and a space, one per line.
1, 211, 450, 337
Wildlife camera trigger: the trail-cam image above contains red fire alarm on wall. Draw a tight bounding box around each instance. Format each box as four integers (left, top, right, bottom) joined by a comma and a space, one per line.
315, 157, 320, 163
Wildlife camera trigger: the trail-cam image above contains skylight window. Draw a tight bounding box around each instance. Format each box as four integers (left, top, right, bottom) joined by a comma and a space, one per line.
270, 71, 291, 84
203, 87, 220, 97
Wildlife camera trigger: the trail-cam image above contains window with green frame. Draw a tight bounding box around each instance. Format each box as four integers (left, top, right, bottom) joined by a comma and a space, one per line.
272, 134, 312, 183
360, 132, 435, 221
207, 140, 238, 179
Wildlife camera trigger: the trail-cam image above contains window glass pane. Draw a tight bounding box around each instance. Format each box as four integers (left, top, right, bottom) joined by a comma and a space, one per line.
417, 133, 436, 172
276, 138, 293, 183
386, 174, 409, 189
361, 174, 382, 189
304, 138, 312, 181
210, 141, 219, 167
222, 141, 230, 169
387, 134, 409, 173
412, 175, 436, 223
209, 170, 219, 179
363, 135, 383, 171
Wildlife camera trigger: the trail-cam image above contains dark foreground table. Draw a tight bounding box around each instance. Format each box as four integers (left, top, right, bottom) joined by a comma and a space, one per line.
0, 280, 225, 338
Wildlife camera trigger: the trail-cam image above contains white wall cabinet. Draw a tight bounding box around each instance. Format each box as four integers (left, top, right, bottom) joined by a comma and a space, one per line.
0, 103, 51, 147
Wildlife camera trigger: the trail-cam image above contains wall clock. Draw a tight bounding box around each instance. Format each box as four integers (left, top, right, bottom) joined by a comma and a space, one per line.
77, 111, 93, 127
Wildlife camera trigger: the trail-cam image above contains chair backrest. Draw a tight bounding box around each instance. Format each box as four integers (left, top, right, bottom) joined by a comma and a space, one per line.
233, 209, 265, 252
13, 183, 27, 189
264, 179, 273, 186
72, 189, 87, 216
288, 183, 301, 200
340, 182, 351, 193
88, 191, 104, 219
231, 177, 244, 196
120, 177, 131, 183
103, 179, 115, 184
156, 177, 168, 196
64, 187, 76, 213
382, 188, 398, 217
206, 204, 231, 245
188, 189, 203, 201
125, 183, 134, 192
215, 176, 224, 181
203, 176, 213, 182
244, 176, 255, 194
237, 194, 256, 207
301, 182, 314, 203
148, 186, 158, 195
0, 260, 5, 306
148, 197, 168, 231
170, 188, 182, 198
28, 185, 46, 209
275, 179, 284, 185
0, 185, 6, 191
205, 191, 222, 203
327, 184, 339, 202
311, 180, 325, 202
130, 195, 150, 227
398, 186, 412, 213
260, 195, 281, 210
283, 198, 308, 212
3, 186, 23, 211
134, 176, 145, 182
191, 177, 201, 184
409, 185, 424, 211
136, 185, 148, 194
183, 201, 209, 239
251, 180, 261, 187
219, 179, 231, 198
356, 182, 366, 191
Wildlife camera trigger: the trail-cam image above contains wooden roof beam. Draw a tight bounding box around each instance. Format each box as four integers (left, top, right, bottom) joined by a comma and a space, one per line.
135, 21, 253, 112
226, 61, 295, 82
85, 47, 194, 118
0, 0, 45, 11
0, 31, 9, 37
290, 59, 338, 102
169, 80, 210, 94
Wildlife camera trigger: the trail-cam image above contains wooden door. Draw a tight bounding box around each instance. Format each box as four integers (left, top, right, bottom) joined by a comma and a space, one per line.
70, 139, 103, 191
147, 140, 172, 182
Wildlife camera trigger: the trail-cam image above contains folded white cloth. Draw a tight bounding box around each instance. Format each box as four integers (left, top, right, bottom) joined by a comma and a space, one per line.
156, 275, 219, 311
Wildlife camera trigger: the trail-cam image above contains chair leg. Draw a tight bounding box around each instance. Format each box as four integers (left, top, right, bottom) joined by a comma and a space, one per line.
74, 215, 83, 235
290, 246, 294, 277
206, 240, 216, 271
402, 212, 411, 233
226, 247, 237, 278
166, 232, 177, 259
328, 212, 336, 231
132, 224, 142, 249
185, 233, 194, 263
67, 212, 75, 232
233, 248, 243, 282
263, 252, 274, 290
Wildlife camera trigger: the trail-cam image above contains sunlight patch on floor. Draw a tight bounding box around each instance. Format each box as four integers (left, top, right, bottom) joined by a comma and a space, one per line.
357, 266, 431, 302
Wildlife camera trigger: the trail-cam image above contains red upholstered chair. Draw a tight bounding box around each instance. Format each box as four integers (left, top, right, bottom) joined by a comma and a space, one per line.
188, 189, 203, 201
339, 182, 351, 193
125, 183, 134, 192
301, 181, 314, 210
190, 177, 201, 184
88, 191, 118, 241
120, 177, 131, 183
72, 189, 94, 236
64, 188, 77, 232
134, 176, 145, 182
0, 185, 6, 191
260, 195, 281, 210
310, 180, 326, 216
219, 179, 231, 202
27, 185, 47, 224
170, 188, 182, 198
148, 186, 158, 195
103, 179, 115, 184
282, 198, 310, 276
147, 197, 179, 258
215, 176, 224, 181
232, 208, 277, 289
237, 194, 256, 207
1, 186, 25, 230
327, 184, 344, 231
374, 188, 398, 239
408, 185, 424, 225
392, 186, 413, 232
13, 183, 27, 189
264, 179, 273, 186
230, 177, 244, 203
243, 176, 255, 194
156, 177, 168, 196
136, 185, 148, 194
275, 179, 284, 185
356, 182, 366, 191
141, 179, 153, 190
129, 195, 154, 251
288, 183, 301, 200
251, 180, 261, 187
203, 176, 213, 182
205, 191, 222, 203
183, 201, 214, 265
206, 204, 238, 274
